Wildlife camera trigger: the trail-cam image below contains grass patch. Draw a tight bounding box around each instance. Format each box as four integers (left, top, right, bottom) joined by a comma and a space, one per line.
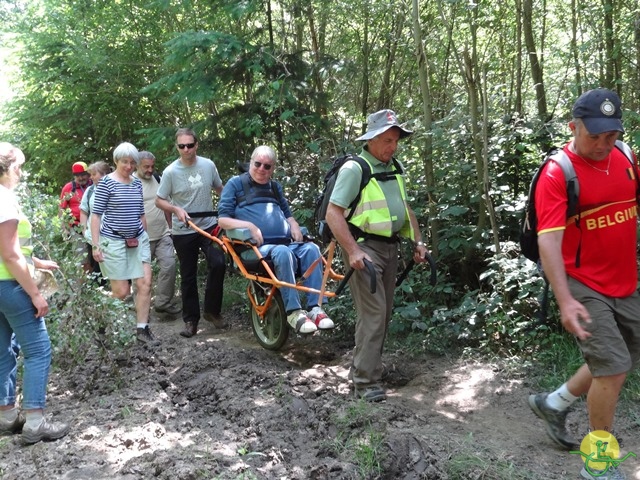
445, 434, 541, 479
328, 401, 386, 478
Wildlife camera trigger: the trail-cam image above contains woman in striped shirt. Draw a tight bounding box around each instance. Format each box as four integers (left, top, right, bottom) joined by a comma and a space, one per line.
90, 143, 159, 345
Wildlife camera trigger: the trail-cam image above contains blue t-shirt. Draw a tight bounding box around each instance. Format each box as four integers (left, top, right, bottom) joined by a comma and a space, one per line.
218, 174, 293, 243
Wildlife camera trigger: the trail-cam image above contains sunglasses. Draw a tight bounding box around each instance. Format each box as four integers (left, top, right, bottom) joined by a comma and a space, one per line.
177, 142, 196, 150
253, 161, 273, 171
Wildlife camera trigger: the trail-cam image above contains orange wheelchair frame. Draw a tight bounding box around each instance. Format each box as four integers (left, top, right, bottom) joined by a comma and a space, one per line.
188, 221, 354, 350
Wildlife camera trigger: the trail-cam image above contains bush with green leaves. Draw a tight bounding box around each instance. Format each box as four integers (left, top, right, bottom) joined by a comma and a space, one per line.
428, 242, 569, 355
19, 181, 136, 370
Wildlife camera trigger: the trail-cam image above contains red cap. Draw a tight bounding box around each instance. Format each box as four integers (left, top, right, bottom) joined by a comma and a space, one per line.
72, 161, 88, 174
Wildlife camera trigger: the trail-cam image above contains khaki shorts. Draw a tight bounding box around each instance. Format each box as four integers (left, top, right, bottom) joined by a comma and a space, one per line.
568, 277, 640, 377
98, 231, 151, 281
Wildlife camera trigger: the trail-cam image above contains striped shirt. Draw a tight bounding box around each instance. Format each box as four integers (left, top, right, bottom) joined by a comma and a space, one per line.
92, 175, 145, 240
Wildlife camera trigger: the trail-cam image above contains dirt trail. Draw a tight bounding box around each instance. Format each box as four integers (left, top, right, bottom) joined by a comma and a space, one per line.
1, 307, 639, 480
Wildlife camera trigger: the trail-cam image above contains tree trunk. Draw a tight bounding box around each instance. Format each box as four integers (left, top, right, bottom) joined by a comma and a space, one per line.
571, 0, 582, 95
514, 0, 523, 114
482, 66, 501, 254
377, 13, 404, 110
602, 0, 618, 88
411, 0, 440, 257
463, 48, 487, 247
522, 0, 549, 121
306, 4, 326, 115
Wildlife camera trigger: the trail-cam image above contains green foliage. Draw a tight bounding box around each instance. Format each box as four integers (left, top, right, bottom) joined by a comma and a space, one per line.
19, 182, 136, 374
446, 434, 540, 479
329, 402, 386, 478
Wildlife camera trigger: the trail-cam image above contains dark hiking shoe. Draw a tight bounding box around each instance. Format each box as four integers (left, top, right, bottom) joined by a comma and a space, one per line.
136, 325, 160, 346
155, 303, 181, 315
0, 411, 25, 436
354, 384, 387, 402
528, 393, 578, 450
203, 312, 229, 329
22, 418, 69, 445
179, 321, 198, 338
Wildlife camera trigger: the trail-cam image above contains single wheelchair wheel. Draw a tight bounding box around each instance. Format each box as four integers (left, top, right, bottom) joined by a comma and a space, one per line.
249, 281, 289, 351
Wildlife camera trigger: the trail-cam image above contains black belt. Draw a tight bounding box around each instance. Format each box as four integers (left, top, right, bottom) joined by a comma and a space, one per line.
349, 224, 399, 244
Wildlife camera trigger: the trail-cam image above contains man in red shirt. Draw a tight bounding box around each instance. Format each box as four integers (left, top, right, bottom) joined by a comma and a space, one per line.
528, 89, 640, 479
59, 161, 92, 229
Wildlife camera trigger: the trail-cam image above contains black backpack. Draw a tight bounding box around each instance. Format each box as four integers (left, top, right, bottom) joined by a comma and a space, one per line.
314, 154, 402, 243
520, 140, 635, 266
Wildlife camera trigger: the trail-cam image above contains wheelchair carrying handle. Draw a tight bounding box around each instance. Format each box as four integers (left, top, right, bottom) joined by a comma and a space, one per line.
186, 210, 218, 218
335, 259, 376, 296
395, 252, 437, 287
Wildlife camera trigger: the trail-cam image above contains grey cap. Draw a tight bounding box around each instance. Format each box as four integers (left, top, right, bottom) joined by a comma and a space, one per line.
355, 109, 413, 141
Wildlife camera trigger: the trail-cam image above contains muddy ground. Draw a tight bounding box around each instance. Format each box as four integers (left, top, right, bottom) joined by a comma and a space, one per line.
1, 304, 639, 480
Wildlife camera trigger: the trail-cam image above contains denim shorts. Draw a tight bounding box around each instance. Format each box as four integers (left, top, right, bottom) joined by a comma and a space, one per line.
568, 276, 640, 377
98, 231, 151, 281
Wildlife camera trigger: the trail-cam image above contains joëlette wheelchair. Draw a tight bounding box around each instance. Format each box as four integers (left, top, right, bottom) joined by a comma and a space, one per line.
187, 215, 370, 350
187, 212, 436, 351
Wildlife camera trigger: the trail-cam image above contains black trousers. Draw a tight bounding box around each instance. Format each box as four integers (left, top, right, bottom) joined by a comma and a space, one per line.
172, 232, 226, 324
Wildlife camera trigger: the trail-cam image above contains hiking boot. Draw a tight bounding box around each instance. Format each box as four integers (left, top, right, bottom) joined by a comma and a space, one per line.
307, 306, 335, 330
179, 321, 198, 338
0, 411, 25, 436
22, 418, 70, 445
155, 303, 181, 315
354, 384, 387, 402
287, 309, 317, 334
581, 466, 626, 479
136, 325, 160, 346
203, 312, 229, 329
528, 393, 578, 449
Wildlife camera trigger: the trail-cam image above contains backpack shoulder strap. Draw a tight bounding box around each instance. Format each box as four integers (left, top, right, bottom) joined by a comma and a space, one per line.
239, 172, 251, 202
237, 172, 281, 206
547, 148, 579, 218
614, 139, 640, 200
341, 155, 371, 200
615, 139, 634, 163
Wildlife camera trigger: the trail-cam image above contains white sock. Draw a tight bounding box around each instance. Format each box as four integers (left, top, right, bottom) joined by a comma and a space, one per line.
546, 383, 579, 411
0, 407, 18, 423
25, 410, 44, 428
137, 323, 148, 329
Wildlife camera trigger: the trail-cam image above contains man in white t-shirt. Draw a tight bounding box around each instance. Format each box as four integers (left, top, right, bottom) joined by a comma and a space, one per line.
134, 151, 180, 316
156, 128, 227, 338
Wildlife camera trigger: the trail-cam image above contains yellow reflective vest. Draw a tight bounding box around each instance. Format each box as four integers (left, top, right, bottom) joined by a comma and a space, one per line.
0, 216, 34, 280
348, 156, 416, 242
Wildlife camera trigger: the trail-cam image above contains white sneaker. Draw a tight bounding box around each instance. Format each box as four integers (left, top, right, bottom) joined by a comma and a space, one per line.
287, 310, 317, 334
307, 306, 335, 329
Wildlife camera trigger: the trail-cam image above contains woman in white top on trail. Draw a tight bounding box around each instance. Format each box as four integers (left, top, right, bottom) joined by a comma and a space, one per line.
90, 142, 159, 346
0, 142, 70, 444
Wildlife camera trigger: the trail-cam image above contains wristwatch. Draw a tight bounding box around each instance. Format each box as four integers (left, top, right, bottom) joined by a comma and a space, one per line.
415, 241, 425, 247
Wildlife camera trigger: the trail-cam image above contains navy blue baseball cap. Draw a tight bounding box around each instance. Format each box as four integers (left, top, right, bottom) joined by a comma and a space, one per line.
572, 88, 624, 134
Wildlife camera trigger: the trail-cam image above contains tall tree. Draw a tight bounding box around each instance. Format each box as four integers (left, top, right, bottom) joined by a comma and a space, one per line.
411, 0, 439, 256
522, 0, 549, 121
